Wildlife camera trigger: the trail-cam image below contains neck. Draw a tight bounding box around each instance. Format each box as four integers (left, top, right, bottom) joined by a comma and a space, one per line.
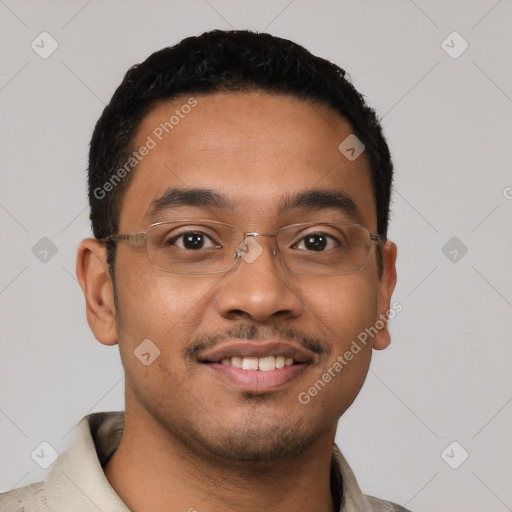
104, 406, 337, 512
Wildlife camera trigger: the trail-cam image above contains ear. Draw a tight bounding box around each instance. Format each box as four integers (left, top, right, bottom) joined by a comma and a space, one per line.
373, 241, 398, 351
76, 238, 118, 346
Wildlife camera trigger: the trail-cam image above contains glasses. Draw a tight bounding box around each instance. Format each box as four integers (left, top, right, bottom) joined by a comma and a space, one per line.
104, 220, 386, 276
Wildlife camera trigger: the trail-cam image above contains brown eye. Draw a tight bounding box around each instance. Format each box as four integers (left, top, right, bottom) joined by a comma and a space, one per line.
304, 234, 327, 251
293, 233, 339, 251
168, 232, 219, 250
182, 233, 206, 249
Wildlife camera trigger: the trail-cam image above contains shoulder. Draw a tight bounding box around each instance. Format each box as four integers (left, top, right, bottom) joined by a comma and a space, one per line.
0, 481, 52, 512
366, 494, 413, 511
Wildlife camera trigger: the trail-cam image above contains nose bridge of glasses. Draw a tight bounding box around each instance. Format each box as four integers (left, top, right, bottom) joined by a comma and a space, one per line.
235, 232, 278, 260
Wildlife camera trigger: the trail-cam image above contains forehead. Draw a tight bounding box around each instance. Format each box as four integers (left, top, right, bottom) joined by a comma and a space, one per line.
119, 92, 376, 231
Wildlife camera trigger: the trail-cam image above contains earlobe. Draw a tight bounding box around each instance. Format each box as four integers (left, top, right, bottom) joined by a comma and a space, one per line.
76, 238, 118, 346
373, 240, 398, 351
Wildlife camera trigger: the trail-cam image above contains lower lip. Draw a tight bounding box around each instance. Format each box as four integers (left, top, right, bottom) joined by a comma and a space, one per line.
205, 363, 308, 393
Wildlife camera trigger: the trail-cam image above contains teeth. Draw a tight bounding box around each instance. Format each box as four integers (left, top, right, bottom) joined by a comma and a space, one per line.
219, 355, 295, 370
231, 356, 243, 368
242, 357, 259, 370
258, 356, 276, 371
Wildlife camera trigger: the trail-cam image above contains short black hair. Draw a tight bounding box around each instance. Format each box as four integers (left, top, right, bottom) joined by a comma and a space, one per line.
88, 29, 393, 275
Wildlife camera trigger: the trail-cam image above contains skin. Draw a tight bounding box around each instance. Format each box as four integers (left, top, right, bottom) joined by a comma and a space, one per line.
77, 91, 397, 512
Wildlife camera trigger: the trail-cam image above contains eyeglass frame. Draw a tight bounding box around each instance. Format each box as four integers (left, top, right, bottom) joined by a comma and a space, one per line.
102, 219, 387, 276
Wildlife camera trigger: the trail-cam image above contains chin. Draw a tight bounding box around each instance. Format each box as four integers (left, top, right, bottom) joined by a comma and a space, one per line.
178, 412, 325, 466
137, 386, 336, 466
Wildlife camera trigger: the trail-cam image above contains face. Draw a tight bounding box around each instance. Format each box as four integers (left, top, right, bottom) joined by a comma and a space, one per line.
81, 91, 397, 464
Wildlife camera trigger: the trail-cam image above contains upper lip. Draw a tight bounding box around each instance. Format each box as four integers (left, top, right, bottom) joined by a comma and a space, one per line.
200, 341, 315, 364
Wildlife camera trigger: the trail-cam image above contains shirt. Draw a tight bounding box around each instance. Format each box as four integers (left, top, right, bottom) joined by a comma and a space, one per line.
0, 412, 412, 512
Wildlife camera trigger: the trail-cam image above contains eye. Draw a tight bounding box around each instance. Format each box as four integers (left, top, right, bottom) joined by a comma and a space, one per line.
293, 232, 339, 252
167, 231, 220, 250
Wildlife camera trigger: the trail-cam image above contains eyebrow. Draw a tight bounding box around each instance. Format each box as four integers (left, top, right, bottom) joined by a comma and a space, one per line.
144, 187, 236, 221
144, 187, 362, 223
277, 189, 362, 223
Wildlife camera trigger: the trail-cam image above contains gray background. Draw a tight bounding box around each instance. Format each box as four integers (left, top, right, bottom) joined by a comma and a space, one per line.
1, 1, 511, 510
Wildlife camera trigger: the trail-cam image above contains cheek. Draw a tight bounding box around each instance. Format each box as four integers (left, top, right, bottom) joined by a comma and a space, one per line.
114, 257, 223, 357
296, 275, 379, 418
113, 268, 225, 408
304, 272, 380, 352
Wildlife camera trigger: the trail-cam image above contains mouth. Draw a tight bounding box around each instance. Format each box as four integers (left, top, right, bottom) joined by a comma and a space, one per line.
217, 355, 295, 371
198, 341, 314, 393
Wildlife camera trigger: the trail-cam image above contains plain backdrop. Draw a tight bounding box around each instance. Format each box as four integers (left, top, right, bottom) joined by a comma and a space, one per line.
1, 1, 511, 511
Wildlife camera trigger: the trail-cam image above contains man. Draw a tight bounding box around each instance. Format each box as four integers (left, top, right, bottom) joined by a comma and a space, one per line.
1, 30, 408, 511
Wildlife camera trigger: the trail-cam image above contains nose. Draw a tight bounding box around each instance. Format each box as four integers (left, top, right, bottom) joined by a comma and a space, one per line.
215, 236, 303, 323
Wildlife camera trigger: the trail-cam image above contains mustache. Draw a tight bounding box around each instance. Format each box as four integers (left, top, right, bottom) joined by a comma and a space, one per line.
186, 323, 329, 360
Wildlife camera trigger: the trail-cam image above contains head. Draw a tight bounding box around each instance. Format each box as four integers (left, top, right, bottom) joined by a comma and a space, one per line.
77, 30, 397, 465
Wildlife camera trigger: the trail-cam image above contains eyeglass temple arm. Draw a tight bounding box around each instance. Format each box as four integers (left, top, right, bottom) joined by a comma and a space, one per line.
104, 233, 147, 243
370, 234, 387, 243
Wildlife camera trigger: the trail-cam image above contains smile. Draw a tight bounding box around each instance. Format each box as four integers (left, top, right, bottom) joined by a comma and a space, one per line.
218, 355, 295, 371
199, 341, 314, 392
